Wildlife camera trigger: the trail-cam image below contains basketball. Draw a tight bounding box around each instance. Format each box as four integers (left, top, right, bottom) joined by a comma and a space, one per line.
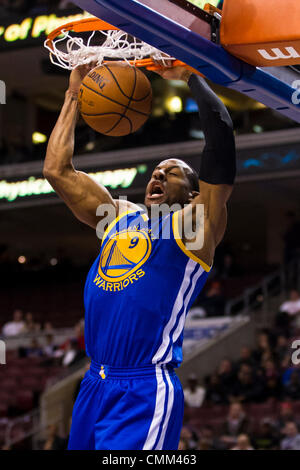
78, 63, 152, 137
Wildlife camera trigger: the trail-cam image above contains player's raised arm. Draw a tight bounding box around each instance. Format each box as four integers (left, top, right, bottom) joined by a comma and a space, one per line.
154, 65, 236, 266
43, 63, 117, 230
184, 74, 236, 264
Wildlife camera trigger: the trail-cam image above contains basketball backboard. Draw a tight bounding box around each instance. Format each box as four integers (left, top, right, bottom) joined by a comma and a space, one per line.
72, 0, 300, 122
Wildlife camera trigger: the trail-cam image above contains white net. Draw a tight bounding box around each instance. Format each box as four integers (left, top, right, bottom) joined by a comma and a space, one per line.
44, 28, 175, 70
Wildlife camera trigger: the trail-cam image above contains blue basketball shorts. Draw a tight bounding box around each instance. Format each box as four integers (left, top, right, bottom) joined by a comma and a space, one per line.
68, 360, 184, 450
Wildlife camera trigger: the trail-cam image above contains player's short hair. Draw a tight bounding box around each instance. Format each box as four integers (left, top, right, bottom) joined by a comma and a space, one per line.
184, 166, 199, 192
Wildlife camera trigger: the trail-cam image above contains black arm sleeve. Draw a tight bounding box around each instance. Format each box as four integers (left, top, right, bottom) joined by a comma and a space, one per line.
188, 74, 236, 185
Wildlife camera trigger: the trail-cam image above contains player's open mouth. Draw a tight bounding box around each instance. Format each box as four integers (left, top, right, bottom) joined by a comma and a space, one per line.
147, 183, 165, 200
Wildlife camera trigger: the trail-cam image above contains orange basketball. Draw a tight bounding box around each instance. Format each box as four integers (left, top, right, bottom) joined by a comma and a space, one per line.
78, 63, 152, 137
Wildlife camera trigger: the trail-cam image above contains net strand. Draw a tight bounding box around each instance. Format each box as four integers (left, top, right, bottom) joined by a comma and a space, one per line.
45, 28, 175, 70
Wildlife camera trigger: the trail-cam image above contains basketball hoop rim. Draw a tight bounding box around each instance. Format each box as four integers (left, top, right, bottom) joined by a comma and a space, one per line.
45, 17, 199, 72
45, 18, 118, 51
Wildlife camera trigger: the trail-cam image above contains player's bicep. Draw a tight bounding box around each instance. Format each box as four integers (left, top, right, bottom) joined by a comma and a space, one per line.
47, 169, 117, 229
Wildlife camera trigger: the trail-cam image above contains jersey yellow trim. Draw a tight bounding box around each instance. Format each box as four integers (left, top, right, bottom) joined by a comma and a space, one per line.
172, 211, 211, 272
101, 209, 138, 245
141, 212, 149, 222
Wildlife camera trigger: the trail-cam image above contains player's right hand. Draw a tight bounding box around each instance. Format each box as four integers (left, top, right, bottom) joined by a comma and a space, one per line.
68, 61, 98, 96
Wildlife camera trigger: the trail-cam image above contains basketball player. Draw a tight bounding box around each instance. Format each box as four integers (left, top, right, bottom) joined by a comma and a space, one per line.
43, 62, 236, 450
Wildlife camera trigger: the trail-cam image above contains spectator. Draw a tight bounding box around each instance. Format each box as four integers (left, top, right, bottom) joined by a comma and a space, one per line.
283, 370, 300, 401
275, 335, 290, 363
61, 339, 86, 368
230, 364, 264, 403
197, 438, 214, 450
180, 426, 198, 450
253, 419, 279, 450
281, 364, 300, 387
183, 374, 206, 408
275, 402, 300, 432
19, 338, 43, 358
217, 358, 235, 395
280, 354, 294, 385
2, 309, 25, 337
178, 437, 189, 450
280, 422, 300, 450
205, 373, 226, 405
279, 290, 300, 317
252, 332, 272, 364
74, 321, 85, 351
262, 359, 279, 381
43, 321, 54, 332
231, 434, 253, 450
41, 424, 67, 451
263, 376, 282, 401
23, 312, 41, 333
197, 425, 220, 450
220, 403, 250, 448
43, 334, 57, 358
236, 346, 256, 369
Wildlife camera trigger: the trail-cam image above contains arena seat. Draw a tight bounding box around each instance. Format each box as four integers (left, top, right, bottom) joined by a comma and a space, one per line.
15, 391, 34, 411
248, 402, 277, 416
0, 404, 9, 419
1, 378, 18, 393
19, 377, 44, 393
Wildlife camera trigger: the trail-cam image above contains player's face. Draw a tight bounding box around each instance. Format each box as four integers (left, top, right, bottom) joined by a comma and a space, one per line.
144, 159, 193, 208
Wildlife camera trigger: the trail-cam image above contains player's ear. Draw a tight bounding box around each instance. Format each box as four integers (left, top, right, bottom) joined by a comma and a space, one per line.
189, 190, 200, 202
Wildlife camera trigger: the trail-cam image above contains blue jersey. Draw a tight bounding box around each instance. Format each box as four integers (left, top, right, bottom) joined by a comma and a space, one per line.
84, 209, 211, 368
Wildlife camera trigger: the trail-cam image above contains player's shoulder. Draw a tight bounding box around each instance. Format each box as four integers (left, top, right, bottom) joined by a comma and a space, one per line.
115, 199, 141, 216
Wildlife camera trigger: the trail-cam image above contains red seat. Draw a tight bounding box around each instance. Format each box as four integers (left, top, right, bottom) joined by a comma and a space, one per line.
248, 402, 276, 417
20, 377, 43, 392
0, 404, 8, 418
291, 401, 300, 416
15, 391, 34, 411
24, 367, 45, 377
0, 392, 16, 407
1, 378, 18, 393
5, 367, 24, 378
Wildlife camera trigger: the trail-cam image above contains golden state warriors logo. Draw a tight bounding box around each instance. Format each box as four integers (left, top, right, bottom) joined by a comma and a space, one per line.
93, 229, 152, 292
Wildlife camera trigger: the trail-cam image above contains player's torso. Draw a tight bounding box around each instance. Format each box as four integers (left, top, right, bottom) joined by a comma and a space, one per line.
84, 209, 211, 367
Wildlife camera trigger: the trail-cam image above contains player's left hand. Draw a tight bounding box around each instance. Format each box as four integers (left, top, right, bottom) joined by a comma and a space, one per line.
68, 61, 98, 96
151, 56, 192, 82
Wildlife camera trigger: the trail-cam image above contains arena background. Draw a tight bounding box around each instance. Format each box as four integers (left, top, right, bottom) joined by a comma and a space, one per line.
0, 0, 300, 451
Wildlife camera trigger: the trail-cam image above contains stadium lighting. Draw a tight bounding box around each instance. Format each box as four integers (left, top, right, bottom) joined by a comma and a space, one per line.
166, 96, 183, 114
32, 132, 47, 144
253, 125, 264, 133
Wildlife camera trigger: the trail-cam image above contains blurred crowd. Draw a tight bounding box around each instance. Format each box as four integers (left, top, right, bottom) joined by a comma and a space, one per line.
179, 401, 300, 450
181, 288, 300, 450
1, 309, 86, 368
